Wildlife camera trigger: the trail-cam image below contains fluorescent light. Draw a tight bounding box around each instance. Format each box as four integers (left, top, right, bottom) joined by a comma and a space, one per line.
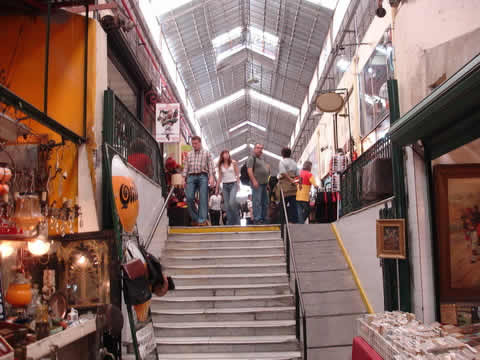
231, 144, 248, 155
229, 121, 267, 133
217, 44, 245, 63
304, 0, 338, 10
196, 89, 246, 117
249, 89, 299, 116
149, 0, 192, 15
212, 27, 243, 48
238, 156, 249, 162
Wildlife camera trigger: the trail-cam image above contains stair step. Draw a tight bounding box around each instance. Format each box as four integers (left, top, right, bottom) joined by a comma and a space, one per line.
165, 263, 287, 275
155, 352, 301, 359
151, 307, 295, 322
154, 320, 296, 337
156, 335, 298, 353
167, 283, 290, 297
152, 306, 295, 322
167, 239, 284, 249
152, 294, 294, 309
164, 254, 285, 265
167, 232, 281, 241
172, 273, 288, 286
166, 246, 284, 256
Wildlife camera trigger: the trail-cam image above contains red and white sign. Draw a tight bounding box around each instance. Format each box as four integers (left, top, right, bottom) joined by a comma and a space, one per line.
156, 103, 180, 143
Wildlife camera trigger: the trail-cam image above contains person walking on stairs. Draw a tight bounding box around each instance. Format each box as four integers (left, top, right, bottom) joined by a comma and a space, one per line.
247, 143, 270, 224
297, 160, 317, 224
209, 191, 222, 225
216, 149, 241, 225
182, 136, 216, 226
278, 147, 299, 223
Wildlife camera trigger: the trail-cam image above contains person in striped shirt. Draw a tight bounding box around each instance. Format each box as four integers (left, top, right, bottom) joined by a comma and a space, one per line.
182, 136, 216, 226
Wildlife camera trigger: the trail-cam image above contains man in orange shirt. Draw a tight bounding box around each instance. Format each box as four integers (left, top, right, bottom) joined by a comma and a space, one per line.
296, 161, 317, 224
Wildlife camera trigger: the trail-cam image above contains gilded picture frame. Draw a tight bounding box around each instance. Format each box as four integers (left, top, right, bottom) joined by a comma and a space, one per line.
376, 219, 406, 259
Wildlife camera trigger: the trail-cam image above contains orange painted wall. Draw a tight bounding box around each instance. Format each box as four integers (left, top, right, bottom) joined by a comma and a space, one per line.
0, 13, 97, 234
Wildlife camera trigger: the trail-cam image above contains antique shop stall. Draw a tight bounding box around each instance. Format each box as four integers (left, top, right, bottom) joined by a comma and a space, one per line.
0, 2, 117, 359
389, 53, 480, 325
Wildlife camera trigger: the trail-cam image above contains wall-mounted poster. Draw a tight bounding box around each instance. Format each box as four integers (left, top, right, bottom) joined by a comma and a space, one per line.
156, 103, 180, 143
435, 165, 480, 301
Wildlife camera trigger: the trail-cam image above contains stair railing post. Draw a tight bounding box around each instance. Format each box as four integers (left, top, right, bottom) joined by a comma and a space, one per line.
295, 279, 300, 340
286, 229, 291, 278
303, 313, 308, 360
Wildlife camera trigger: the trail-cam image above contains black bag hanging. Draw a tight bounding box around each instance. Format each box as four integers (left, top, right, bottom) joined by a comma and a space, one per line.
139, 245, 165, 289
122, 257, 152, 306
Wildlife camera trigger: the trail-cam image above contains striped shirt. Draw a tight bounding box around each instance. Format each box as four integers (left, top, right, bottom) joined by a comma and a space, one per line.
182, 149, 215, 178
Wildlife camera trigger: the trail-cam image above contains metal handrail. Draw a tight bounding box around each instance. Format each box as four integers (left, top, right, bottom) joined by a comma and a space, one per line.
279, 187, 308, 360
144, 186, 175, 250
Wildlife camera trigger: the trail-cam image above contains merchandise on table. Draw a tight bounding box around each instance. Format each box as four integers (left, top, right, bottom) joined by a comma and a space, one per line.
357, 311, 480, 359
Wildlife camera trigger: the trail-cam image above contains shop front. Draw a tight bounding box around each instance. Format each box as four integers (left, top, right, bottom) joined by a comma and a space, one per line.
390, 53, 480, 325
0, 8, 114, 360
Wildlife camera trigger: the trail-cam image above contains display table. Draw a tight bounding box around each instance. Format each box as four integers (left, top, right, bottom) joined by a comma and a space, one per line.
352, 336, 383, 360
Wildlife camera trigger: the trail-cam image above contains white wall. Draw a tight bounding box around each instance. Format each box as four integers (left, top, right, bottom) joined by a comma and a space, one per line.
335, 199, 395, 313
394, 0, 480, 116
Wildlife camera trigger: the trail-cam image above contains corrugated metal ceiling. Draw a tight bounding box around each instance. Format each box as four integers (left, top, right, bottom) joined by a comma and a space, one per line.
159, 0, 334, 172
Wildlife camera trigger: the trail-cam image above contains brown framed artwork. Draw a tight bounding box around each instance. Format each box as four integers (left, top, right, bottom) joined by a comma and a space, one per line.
434, 164, 480, 302
376, 219, 406, 259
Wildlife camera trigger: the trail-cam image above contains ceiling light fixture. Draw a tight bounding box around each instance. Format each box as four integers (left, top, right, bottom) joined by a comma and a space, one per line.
238, 156, 249, 162
212, 27, 243, 48
249, 89, 299, 116
196, 89, 246, 117
229, 121, 267, 133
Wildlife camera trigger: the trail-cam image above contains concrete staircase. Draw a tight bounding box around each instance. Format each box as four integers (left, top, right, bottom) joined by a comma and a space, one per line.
153, 226, 301, 360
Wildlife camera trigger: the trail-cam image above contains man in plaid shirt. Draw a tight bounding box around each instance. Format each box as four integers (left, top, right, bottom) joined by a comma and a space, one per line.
182, 136, 216, 226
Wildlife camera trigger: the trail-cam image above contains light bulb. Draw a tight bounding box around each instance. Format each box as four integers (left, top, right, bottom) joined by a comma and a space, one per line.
77, 255, 87, 265
28, 239, 51, 256
0, 243, 14, 258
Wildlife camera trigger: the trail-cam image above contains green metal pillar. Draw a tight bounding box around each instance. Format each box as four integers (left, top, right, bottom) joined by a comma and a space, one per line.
382, 80, 411, 312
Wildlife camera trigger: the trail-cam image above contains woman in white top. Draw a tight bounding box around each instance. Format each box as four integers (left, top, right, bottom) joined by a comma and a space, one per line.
216, 150, 240, 225
278, 147, 299, 223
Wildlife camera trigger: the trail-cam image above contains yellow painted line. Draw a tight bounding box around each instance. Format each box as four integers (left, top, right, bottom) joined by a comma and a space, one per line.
331, 223, 374, 314
169, 226, 281, 234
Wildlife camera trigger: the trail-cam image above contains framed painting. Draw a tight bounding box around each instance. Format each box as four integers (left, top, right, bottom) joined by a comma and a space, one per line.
376, 219, 406, 259
434, 164, 480, 301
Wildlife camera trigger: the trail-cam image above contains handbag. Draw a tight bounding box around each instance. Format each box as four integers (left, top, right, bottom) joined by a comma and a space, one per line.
139, 245, 165, 290
122, 258, 152, 306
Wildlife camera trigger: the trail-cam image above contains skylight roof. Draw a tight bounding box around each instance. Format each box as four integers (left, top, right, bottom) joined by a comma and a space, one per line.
196, 89, 246, 117
149, 0, 193, 15
248, 26, 279, 60
229, 121, 267, 133
248, 144, 282, 161
216, 44, 246, 63
215, 26, 279, 63
249, 89, 299, 116
304, 0, 339, 10
195, 89, 299, 118
212, 27, 243, 48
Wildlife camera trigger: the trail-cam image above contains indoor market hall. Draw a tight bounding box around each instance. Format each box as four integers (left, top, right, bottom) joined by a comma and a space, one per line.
1, 0, 480, 359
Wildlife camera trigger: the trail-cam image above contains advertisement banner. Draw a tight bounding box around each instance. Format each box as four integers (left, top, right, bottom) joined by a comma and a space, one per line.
156, 103, 180, 143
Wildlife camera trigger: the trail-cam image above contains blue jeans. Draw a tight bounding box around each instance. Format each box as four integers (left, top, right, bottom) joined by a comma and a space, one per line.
283, 196, 298, 223
186, 174, 208, 223
223, 182, 240, 225
297, 201, 310, 224
251, 184, 268, 223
